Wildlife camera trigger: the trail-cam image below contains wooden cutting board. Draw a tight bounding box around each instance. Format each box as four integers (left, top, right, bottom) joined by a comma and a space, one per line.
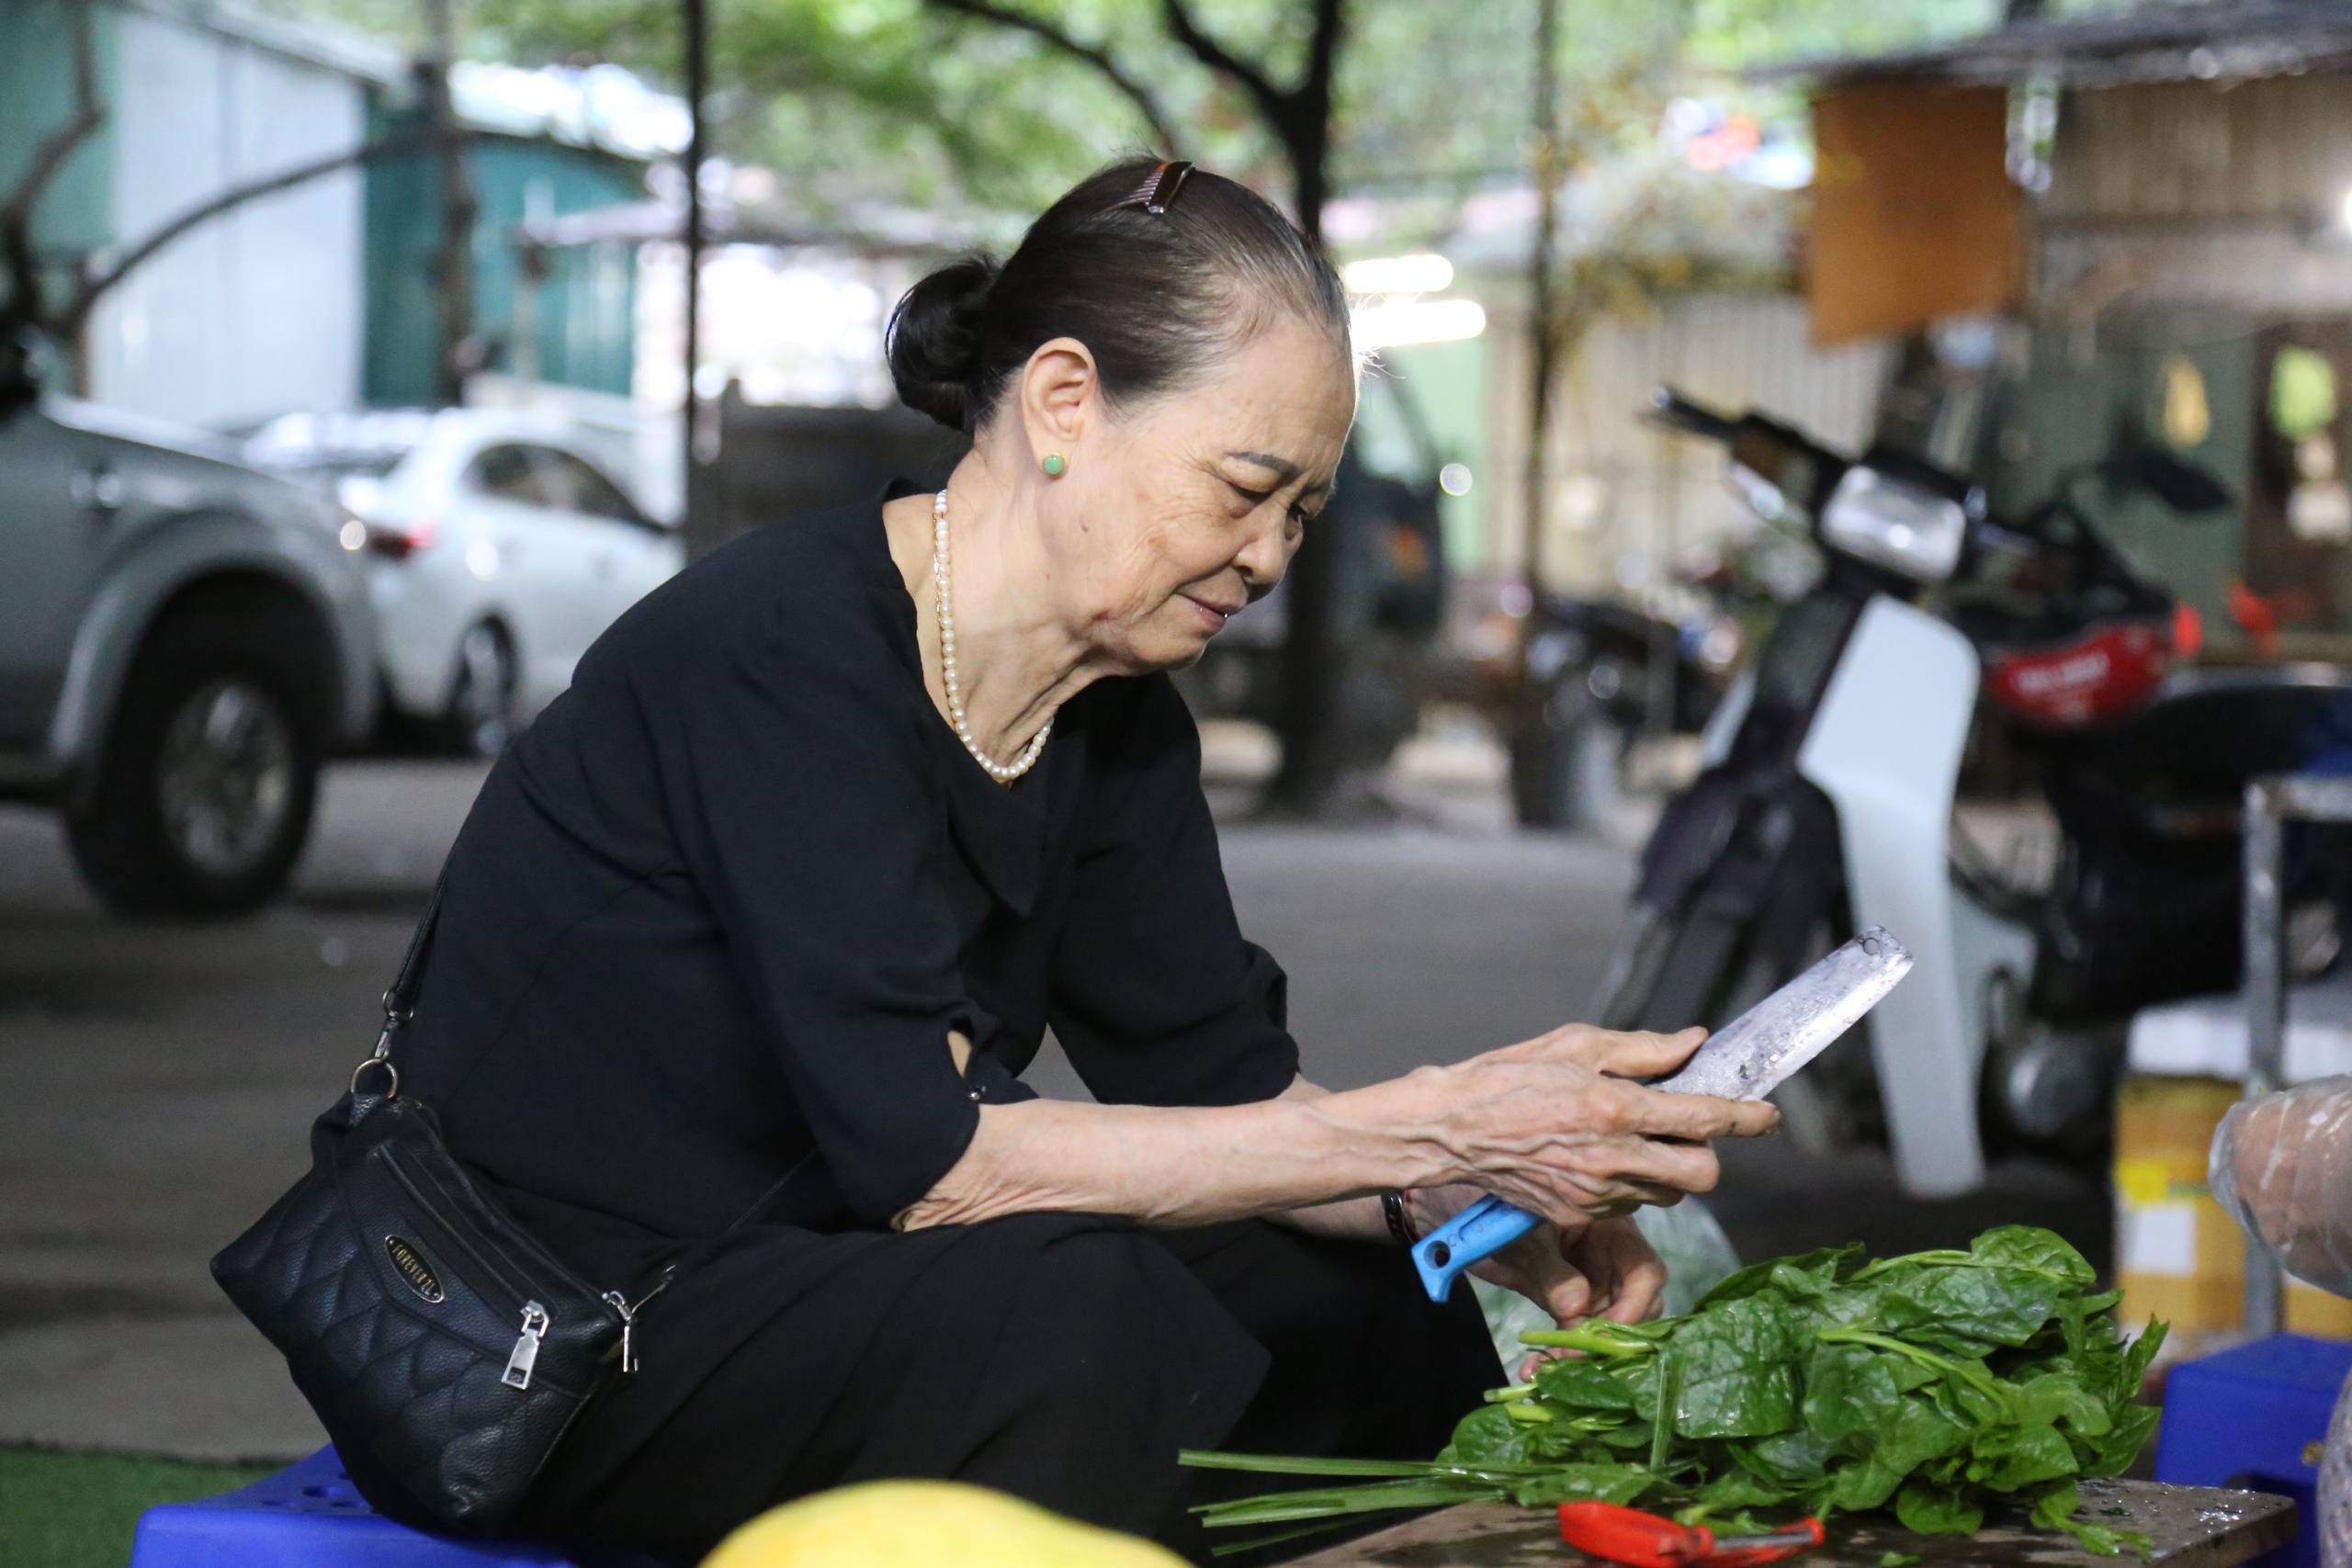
1273, 1479, 2296, 1568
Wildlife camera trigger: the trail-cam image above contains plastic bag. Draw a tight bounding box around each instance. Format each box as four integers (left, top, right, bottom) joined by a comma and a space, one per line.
2323, 1367, 2349, 1568
2208, 1074, 2352, 1300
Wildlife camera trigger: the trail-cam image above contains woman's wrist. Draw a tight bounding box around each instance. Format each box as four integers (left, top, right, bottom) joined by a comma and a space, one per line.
1287, 1076, 1469, 1195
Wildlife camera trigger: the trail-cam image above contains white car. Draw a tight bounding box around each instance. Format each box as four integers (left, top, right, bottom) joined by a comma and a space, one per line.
246, 410, 684, 752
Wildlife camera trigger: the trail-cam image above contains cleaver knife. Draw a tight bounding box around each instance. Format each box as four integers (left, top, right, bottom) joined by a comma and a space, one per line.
1408, 926, 1913, 1303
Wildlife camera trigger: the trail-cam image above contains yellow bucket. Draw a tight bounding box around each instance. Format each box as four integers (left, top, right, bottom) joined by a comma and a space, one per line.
2115, 1074, 2352, 1341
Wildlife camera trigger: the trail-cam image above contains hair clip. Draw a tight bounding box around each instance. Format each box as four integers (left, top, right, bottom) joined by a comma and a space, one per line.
1119, 161, 1195, 215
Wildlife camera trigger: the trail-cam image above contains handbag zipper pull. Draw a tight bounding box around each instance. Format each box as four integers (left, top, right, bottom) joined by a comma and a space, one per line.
603, 1267, 677, 1376
601, 1290, 638, 1374
503, 1302, 549, 1390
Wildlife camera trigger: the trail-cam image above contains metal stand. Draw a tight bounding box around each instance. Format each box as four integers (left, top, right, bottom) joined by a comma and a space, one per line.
2240, 773, 2352, 1336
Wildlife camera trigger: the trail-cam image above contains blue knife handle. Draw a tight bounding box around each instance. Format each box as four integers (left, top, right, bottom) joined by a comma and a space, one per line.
1411, 1193, 1540, 1302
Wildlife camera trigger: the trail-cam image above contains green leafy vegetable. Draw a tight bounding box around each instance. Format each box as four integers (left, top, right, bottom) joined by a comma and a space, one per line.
1182, 1227, 2164, 1558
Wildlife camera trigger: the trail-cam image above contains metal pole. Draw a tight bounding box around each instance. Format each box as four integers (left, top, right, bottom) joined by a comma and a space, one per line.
2240, 776, 2286, 1338
681, 0, 708, 552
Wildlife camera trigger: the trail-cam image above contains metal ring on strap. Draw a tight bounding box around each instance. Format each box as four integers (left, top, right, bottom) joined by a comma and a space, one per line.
350, 1057, 401, 1100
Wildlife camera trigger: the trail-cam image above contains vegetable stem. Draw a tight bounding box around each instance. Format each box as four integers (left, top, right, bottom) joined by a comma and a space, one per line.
1815, 1327, 2008, 1404
1520, 1323, 1657, 1358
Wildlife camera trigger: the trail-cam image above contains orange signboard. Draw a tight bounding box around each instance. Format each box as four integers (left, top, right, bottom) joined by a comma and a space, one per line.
1809, 84, 2024, 345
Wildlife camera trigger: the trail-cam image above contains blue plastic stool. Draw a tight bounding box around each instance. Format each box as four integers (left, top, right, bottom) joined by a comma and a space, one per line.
130, 1446, 595, 1568
2155, 1333, 2352, 1568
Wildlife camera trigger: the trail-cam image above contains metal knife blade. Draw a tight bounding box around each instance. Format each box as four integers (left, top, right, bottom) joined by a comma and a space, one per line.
1646, 926, 1912, 1101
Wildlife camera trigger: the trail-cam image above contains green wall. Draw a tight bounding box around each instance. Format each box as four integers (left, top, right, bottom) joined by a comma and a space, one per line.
364, 129, 640, 405
1, 0, 117, 313
1984, 310, 2252, 636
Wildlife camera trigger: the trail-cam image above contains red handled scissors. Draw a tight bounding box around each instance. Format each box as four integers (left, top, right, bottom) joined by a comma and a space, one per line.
1558, 1501, 1826, 1568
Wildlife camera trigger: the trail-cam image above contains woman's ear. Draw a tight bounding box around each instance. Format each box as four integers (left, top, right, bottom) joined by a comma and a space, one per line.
1018, 337, 1097, 466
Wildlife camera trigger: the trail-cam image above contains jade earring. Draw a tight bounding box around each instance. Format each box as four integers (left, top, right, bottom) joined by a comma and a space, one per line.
1041, 453, 1067, 478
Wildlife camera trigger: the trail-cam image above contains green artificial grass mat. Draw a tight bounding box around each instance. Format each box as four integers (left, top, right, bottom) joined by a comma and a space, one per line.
0, 1448, 277, 1568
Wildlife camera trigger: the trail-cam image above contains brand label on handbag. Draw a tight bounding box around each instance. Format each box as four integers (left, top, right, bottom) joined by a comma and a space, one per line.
384, 1235, 446, 1303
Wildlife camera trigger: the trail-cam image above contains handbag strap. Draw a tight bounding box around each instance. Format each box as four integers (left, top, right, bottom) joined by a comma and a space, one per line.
350, 876, 446, 1100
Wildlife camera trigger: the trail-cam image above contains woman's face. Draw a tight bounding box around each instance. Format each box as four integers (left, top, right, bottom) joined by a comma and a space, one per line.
1028, 314, 1356, 672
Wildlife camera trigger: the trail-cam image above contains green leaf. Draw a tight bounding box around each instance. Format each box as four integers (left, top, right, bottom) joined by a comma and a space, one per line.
1967, 1422, 2078, 1491
1881, 1553, 1923, 1566
1535, 1357, 1641, 1411
2120, 1321, 2168, 1393
2076, 1404, 2161, 1480
1668, 1296, 1804, 1438
2028, 1478, 2081, 1531
2067, 1522, 2153, 1558
1803, 1343, 1903, 1439
2009, 1372, 2111, 1437
1697, 1243, 1867, 1309
1700, 1467, 1798, 1509
1894, 1475, 1984, 1535
1876, 1265, 2063, 1351
1826, 1392, 1967, 1512
1439, 1404, 1530, 1468
1591, 1420, 1659, 1450
1736, 1429, 1841, 1486
1967, 1225, 2097, 1287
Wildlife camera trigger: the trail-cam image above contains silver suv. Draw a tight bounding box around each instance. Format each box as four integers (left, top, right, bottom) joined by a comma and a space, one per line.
0, 359, 376, 915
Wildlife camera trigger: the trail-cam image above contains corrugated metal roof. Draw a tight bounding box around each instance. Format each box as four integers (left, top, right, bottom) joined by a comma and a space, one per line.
1752, 2, 2352, 89
116, 0, 407, 87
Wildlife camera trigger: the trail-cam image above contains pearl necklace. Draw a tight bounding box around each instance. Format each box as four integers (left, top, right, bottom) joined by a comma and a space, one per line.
933, 489, 1052, 784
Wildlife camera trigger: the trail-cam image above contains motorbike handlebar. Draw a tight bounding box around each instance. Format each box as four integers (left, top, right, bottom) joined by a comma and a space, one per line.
1645, 385, 1739, 442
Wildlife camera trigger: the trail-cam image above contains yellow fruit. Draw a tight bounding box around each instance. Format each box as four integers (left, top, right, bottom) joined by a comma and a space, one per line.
699, 1480, 1190, 1568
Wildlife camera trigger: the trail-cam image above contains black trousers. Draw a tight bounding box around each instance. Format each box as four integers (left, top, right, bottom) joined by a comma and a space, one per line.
463, 1213, 1502, 1565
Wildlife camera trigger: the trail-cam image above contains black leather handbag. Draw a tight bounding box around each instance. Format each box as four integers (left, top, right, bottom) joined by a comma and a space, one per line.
211, 887, 655, 1535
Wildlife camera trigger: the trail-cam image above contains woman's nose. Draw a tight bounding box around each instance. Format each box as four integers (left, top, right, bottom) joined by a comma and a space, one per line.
1235, 519, 1293, 590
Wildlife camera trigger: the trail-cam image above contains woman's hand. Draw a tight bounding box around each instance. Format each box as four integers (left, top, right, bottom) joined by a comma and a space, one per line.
1465, 1211, 1666, 1326
899, 1022, 1775, 1235
1305, 1022, 1777, 1232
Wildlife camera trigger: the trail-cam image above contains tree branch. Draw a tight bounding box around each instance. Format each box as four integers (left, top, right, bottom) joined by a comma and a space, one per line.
924, 0, 1182, 156
1301, 0, 1344, 126
57, 130, 453, 340
1159, 0, 1286, 128
2, 0, 106, 328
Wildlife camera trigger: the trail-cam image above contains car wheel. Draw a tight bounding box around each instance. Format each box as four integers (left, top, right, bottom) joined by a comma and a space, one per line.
68, 610, 323, 916
445, 621, 517, 757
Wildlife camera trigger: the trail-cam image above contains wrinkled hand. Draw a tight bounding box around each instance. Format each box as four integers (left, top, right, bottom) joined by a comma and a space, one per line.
1495, 1216, 1667, 1382
1363, 1023, 1778, 1229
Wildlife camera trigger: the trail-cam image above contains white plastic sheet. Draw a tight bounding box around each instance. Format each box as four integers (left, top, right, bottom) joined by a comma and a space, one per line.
2324, 1371, 2349, 1568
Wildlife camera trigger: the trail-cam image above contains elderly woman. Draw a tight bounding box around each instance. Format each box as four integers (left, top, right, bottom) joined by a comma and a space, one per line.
368, 161, 1775, 1564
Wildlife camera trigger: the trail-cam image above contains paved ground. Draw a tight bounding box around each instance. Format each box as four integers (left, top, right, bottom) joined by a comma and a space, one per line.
0, 751, 2106, 1461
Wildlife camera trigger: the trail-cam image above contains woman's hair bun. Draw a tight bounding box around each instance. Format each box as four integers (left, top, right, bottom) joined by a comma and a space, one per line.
887, 255, 1001, 431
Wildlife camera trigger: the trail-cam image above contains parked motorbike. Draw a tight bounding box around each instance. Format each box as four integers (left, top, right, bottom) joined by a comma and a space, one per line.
1509, 595, 1728, 829
1595, 386, 2352, 1196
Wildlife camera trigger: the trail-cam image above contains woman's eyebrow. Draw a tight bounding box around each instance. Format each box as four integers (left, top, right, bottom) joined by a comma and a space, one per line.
1226, 451, 1302, 484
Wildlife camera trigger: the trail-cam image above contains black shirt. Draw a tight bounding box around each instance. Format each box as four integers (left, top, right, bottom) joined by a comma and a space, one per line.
401, 500, 1300, 1245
